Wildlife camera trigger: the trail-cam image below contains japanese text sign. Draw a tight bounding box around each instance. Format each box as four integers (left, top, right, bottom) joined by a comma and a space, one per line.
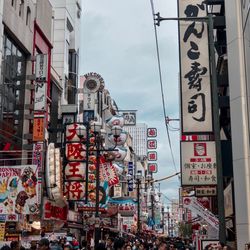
147, 151, 157, 161
181, 141, 217, 185
147, 128, 157, 137
33, 116, 45, 141
178, 0, 213, 133
148, 163, 158, 173
147, 139, 157, 149
128, 162, 133, 192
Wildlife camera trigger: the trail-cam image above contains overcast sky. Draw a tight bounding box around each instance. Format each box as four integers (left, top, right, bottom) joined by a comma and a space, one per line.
80, 0, 180, 204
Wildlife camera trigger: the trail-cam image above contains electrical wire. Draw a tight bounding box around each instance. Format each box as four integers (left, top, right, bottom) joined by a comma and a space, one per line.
150, 0, 178, 173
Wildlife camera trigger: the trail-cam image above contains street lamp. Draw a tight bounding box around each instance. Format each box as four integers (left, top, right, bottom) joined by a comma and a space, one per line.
135, 171, 142, 234
90, 120, 122, 247
167, 206, 170, 237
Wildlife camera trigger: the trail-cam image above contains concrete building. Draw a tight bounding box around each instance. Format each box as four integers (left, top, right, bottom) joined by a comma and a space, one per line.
50, 0, 82, 106
124, 123, 148, 158
225, 1, 250, 248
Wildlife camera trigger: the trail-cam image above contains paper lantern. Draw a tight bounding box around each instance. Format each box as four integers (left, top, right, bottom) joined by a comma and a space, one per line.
108, 131, 128, 146
65, 162, 86, 181
106, 115, 125, 128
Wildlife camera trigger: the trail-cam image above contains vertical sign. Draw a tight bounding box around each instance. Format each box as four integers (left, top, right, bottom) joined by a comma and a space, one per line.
128, 161, 134, 192
34, 54, 48, 111
33, 115, 45, 141
178, 0, 213, 133
32, 143, 44, 204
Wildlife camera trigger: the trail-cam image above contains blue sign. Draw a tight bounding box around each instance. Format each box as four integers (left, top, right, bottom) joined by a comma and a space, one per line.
0, 215, 6, 221
128, 161, 134, 192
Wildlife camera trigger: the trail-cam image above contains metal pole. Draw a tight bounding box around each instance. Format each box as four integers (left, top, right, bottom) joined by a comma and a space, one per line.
85, 122, 89, 204
137, 180, 140, 234
208, 13, 226, 244
94, 136, 101, 248
151, 192, 155, 230
167, 206, 170, 237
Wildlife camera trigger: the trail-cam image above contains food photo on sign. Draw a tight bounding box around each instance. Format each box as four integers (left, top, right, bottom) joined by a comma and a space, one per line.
0, 165, 39, 215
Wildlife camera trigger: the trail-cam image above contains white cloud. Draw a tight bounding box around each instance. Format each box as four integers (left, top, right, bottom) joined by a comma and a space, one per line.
80, 0, 180, 202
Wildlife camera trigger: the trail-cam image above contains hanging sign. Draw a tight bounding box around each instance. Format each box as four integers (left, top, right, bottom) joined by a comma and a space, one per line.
122, 111, 136, 126
147, 128, 157, 137
178, 0, 213, 133
148, 163, 158, 173
147, 139, 157, 149
128, 162, 133, 192
33, 116, 45, 141
100, 159, 119, 187
181, 141, 217, 185
147, 151, 157, 161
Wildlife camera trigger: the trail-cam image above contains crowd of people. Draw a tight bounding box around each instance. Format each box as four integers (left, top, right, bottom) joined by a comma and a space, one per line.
0, 235, 233, 250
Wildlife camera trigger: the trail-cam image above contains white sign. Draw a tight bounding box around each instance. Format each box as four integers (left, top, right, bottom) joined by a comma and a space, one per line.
46, 143, 62, 201
83, 93, 95, 110
34, 81, 46, 111
178, 0, 213, 133
183, 197, 219, 231
181, 141, 217, 185
35, 54, 48, 82
122, 111, 136, 125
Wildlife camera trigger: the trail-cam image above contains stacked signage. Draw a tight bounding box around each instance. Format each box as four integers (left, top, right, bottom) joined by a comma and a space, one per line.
32, 54, 48, 205
178, 0, 218, 233
147, 128, 158, 173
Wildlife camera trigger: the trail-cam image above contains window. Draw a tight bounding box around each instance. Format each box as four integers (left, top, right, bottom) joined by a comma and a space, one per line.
19, 0, 24, 17
0, 34, 26, 150
26, 6, 31, 26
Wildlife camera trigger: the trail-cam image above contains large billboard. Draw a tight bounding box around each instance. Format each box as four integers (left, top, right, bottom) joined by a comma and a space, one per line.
0, 165, 39, 214
178, 0, 213, 133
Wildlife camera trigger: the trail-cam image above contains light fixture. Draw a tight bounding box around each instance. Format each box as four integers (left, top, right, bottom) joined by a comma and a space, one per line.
76, 124, 86, 139
90, 121, 102, 133
150, 188, 155, 196
100, 128, 107, 138
111, 125, 122, 137
31, 221, 41, 230
135, 171, 142, 180
145, 174, 152, 182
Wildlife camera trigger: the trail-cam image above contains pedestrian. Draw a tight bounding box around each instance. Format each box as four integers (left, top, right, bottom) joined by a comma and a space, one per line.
1, 246, 11, 250
10, 241, 19, 250
37, 238, 50, 250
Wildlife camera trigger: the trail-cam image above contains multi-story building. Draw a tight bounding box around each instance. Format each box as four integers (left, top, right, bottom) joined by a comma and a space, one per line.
123, 123, 148, 159
225, 1, 250, 248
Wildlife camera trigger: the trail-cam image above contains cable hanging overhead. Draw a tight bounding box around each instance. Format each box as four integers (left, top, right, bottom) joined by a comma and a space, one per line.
149, 0, 178, 174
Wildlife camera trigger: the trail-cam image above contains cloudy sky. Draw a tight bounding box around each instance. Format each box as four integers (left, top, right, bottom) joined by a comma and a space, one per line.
80, 0, 180, 204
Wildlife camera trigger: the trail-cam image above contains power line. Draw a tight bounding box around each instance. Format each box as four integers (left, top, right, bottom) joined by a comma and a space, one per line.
149, 0, 178, 174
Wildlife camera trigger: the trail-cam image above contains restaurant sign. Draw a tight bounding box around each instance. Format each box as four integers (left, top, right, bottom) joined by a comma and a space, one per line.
178, 0, 213, 133
181, 141, 217, 185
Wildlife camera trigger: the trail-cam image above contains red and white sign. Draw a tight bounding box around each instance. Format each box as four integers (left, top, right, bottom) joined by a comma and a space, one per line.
147, 140, 157, 149
183, 197, 219, 231
147, 128, 157, 137
100, 159, 119, 187
148, 163, 158, 173
43, 198, 68, 221
147, 151, 157, 161
181, 141, 217, 185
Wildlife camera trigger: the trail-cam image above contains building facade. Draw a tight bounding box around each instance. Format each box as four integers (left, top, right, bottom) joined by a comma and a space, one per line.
123, 123, 148, 158
225, 0, 250, 248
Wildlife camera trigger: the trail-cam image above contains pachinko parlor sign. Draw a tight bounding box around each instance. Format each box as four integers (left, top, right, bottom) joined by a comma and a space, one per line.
0, 165, 39, 215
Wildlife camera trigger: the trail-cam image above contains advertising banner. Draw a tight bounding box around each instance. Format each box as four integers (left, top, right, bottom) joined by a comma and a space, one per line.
178, 0, 213, 133
181, 141, 217, 185
43, 198, 68, 221
0, 165, 39, 214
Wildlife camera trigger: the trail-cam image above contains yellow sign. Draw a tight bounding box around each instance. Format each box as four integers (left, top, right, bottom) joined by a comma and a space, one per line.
33, 116, 45, 141
0, 222, 6, 241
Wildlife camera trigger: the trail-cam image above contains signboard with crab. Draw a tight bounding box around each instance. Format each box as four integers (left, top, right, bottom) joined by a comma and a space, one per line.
0, 165, 39, 215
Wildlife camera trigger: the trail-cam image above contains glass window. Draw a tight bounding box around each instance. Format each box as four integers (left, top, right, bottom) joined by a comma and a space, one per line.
0, 33, 26, 150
